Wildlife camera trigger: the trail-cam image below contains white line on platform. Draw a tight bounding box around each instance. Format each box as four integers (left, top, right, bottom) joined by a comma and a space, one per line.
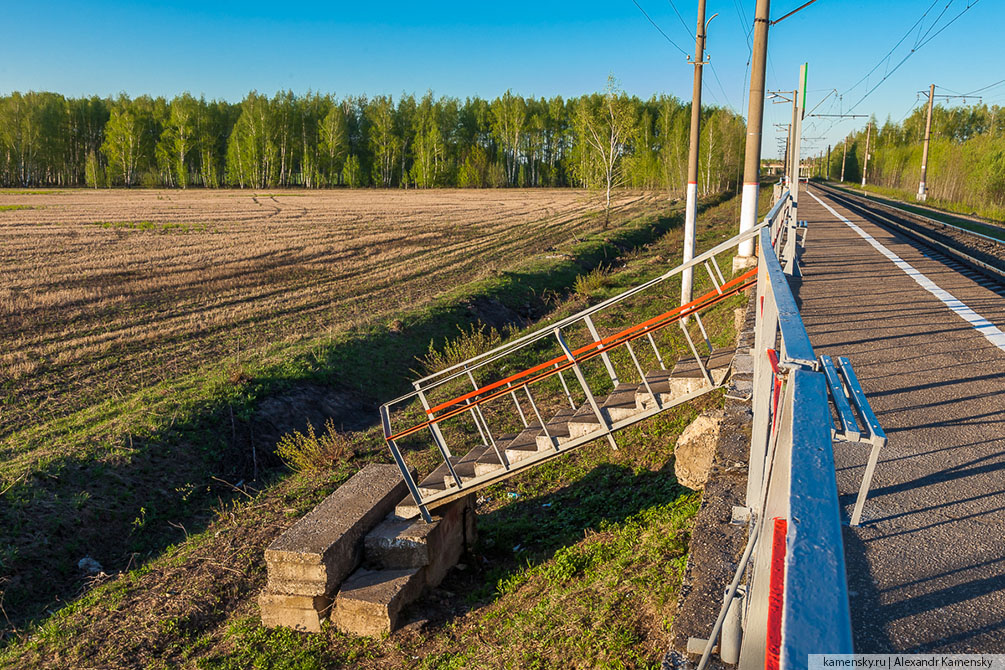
808, 190, 1005, 354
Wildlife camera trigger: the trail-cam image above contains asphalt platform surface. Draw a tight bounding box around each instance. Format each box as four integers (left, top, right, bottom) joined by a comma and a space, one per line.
793, 184, 1005, 652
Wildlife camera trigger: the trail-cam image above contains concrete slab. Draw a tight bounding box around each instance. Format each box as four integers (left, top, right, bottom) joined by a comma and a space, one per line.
332, 567, 425, 637
264, 463, 411, 596
259, 591, 332, 633
364, 495, 465, 587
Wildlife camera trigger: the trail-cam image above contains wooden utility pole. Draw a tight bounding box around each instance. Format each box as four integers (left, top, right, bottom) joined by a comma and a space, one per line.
861, 121, 872, 187
918, 84, 935, 201
736, 0, 770, 263
681, 0, 708, 312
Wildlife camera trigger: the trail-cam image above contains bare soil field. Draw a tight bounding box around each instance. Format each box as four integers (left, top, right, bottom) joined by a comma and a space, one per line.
0, 186, 674, 638
0, 186, 760, 670
1, 188, 651, 440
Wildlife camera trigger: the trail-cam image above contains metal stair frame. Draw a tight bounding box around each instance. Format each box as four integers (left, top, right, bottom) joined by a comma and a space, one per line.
379, 220, 770, 523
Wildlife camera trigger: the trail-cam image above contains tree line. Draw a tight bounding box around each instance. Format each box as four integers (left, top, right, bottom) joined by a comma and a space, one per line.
0, 87, 745, 196
826, 102, 1005, 216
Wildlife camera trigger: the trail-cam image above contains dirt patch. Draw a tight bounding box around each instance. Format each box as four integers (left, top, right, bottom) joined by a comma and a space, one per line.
253, 383, 374, 450
459, 296, 526, 332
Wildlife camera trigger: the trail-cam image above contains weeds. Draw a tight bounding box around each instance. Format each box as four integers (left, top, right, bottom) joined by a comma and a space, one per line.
418, 322, 508, 374
276, 419, 354, 473
573, 266, 610, 297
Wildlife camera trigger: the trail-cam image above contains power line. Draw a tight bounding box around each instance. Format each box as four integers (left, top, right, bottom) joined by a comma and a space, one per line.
960, 78, 1005, 97
844, 0, 981, 114
841, 0, 940, 97
666, 0, 695, 40
629, 0, 690, 56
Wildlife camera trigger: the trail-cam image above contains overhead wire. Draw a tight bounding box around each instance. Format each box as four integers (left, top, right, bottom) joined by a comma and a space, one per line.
666, 0, 695, 40
843, 0, 981, 113
629, 0, 690, 57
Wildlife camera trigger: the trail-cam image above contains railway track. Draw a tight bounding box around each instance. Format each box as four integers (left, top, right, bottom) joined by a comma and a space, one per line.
811, 181, 1005, 287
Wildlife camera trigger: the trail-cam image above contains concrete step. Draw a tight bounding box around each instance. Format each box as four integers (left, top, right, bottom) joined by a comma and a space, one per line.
533, 406, 579, 449
636, 350, 734, 410
364, 494, 467, 586
473, 423, 545, 475
332, 567, 425, 637
602, 382, 646, 422
416, 441, 503, 496
707, 347, 735, 384
259, 591, 332, 633
566, 383, 642, 437
264, 463, 410, 598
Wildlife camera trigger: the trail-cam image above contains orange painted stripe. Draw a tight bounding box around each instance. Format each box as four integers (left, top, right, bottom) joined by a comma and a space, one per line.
384, 275, 757, 442
425, 267, 758, 416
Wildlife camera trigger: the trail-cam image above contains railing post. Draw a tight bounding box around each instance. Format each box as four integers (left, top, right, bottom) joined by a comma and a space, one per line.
747, 230, 776, 510
584, 314, 619, 386
414, 387, 453, 460
554, 327, 618, 450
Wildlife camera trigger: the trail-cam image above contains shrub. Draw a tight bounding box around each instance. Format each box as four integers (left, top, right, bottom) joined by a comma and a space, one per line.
418, 322, 507, 374
573, 266, 610, 297
276, 419, 354, 472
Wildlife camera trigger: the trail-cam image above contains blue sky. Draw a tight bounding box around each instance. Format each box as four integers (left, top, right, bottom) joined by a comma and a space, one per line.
2, 0, 1000, 158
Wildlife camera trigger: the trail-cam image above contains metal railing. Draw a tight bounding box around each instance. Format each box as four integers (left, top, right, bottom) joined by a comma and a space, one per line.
696, 188, 853, 668
380, 207, 781, 523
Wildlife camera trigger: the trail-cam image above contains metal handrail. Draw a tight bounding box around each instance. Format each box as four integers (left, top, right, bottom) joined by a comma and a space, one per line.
730, 190, 853, 666
380, 196, 786, 524
405, 215, 777, 395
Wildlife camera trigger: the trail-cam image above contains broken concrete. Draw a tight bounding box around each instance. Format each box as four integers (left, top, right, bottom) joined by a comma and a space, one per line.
264, 463, 411, 596
259, 591, 332, 633
364, 495, 466, 588
674, 410, 726, 491
332, 567, 425, 637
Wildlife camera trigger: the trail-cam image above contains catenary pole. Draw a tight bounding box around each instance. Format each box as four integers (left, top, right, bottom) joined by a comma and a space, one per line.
841, 136, 847, 181
736, 0, 770, 264
681, 0, 708, 313
861, 120, 872, 187
918, 83, 935, 201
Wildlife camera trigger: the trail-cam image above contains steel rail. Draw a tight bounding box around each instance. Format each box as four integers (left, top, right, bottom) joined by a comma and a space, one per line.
814, 183, 1005, 283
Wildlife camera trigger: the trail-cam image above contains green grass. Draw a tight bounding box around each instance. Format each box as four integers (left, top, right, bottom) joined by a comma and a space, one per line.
0, 187, 768, 669
826, 180, 1005, 240
0, 205, 35, 211
91, 220, 204, 233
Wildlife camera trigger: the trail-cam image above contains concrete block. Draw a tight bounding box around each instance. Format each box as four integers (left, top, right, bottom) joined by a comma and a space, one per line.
259, 590, 332, 633
332, 567, 424, 637
265, 463, 411, 596
674, 411, 725, 490
364, 496, 464, 588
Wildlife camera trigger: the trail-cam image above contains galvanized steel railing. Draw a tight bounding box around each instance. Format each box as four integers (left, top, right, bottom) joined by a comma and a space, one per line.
380, 209, 778, 523
697, 188, 854, 668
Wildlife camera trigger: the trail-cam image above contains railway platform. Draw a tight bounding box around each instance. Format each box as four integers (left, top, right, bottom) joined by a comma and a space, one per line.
794, 184, 1005, 651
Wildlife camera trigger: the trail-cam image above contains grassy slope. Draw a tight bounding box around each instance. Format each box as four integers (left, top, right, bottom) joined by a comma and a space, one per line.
0, 193, 678, 633
825, 180, 1005, 238
1, 189, 761, 669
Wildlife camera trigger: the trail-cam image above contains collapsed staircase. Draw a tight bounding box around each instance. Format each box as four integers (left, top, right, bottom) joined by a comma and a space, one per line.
382, 246, 760, 522
409, 349, 734, 504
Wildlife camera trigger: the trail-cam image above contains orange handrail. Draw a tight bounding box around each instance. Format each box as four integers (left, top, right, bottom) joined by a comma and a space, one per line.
384, 268, 756, 443
425, 266, 757, 416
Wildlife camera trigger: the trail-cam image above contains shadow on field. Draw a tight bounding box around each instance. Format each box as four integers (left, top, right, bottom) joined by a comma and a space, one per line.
0, 195, 731, 639
396, 458, 691, 628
